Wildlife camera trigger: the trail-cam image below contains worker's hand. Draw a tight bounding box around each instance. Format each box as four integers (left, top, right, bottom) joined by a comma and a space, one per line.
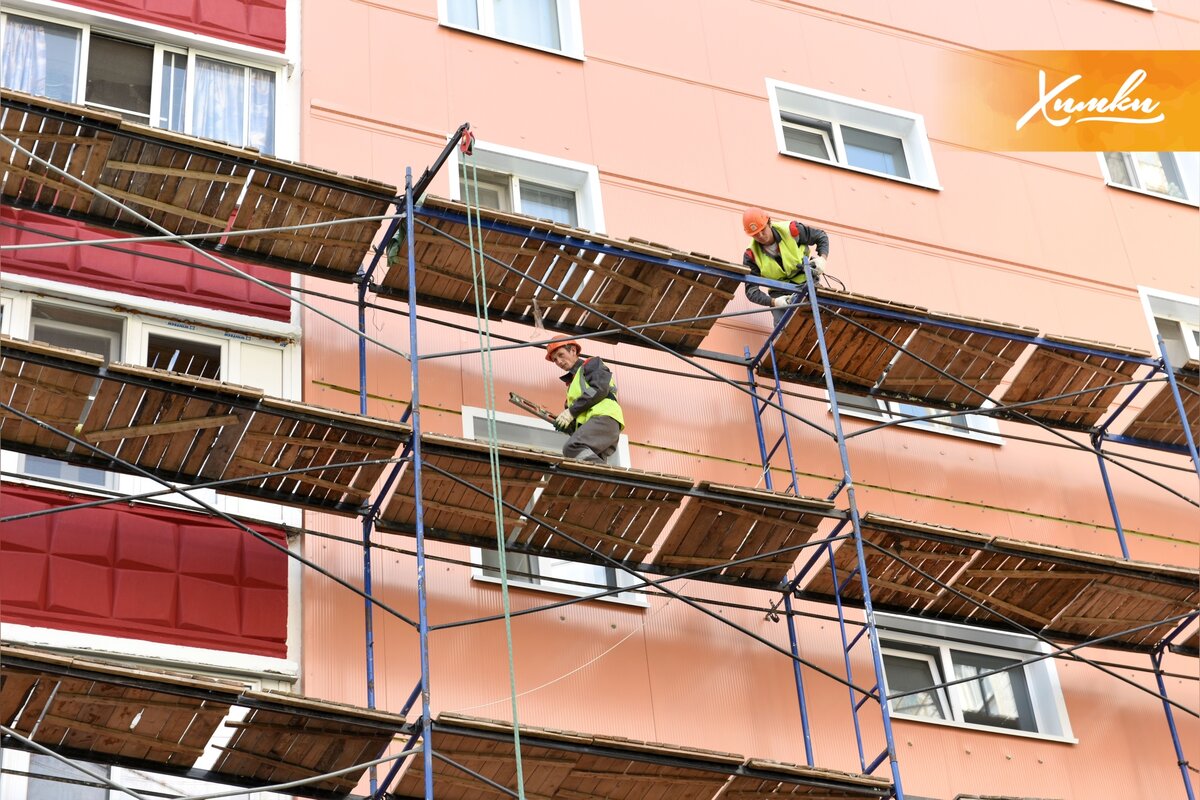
809, 254, 826, 276
554, 409, 575, 430
771, 295, 792, 309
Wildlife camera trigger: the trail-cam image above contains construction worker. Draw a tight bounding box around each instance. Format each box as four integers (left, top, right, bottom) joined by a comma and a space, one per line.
545, 336, 624, 464
741, 207, 830, 327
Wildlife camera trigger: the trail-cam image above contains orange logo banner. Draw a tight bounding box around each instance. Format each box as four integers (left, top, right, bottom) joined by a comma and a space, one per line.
934, 50, 1200, 151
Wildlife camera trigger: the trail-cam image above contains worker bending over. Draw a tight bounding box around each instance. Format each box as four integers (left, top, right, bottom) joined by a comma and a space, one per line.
545, 337, 624, 464
741, 207, 830, 327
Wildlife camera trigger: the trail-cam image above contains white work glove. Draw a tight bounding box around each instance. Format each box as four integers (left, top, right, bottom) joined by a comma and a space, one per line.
555, 409, 575, 430
809, 254, 826, 276
771, 295, 792, 309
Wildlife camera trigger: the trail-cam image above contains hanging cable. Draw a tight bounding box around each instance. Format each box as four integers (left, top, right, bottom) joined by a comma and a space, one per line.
461, 151, 528, 800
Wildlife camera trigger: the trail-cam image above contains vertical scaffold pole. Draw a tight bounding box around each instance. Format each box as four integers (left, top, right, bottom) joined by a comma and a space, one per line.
746, 347, 775, 491
1158, 336, 1200, 477
800, 266, 905, 800
405, 170, 436, 799
782, 594, 815, 766
1151, 630, 1195, 800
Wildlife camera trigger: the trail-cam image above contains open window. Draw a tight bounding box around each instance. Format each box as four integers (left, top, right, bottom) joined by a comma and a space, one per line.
769, 79, 940, 188
0, 10, 279, 154
878, 613, 1073, 740
1101, 152, 1198, 205
1139, 287, 1200, 369
834, 391, 1001, 445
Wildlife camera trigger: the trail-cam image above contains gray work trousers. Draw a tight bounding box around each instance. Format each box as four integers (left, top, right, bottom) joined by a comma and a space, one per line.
563, 416, 621, 463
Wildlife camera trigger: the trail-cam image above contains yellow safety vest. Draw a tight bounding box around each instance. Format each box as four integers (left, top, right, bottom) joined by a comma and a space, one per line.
749, 221, 810, 285
567, 360, 625, 429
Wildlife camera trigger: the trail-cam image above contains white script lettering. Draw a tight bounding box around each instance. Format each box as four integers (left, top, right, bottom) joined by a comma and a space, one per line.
1015, 68, 1164, 130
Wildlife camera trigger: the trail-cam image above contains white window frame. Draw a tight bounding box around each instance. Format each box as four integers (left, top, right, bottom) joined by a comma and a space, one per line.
0, 281, 301, 526
834, 392, 1002, 445
1099, 152, 1199, 207
877, 613, 1075, 742
460, 406, 644, 606
0, 4, 291, 157
1137, 286, 1200, 368
768, 78, 941, 189
1107, 0, 1156, 9
447, 139, 606, 233
437, 0, 584, 60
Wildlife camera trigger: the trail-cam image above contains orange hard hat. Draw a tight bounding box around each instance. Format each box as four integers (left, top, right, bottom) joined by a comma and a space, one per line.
742, 207, 770, 236
545, 336, 580, 361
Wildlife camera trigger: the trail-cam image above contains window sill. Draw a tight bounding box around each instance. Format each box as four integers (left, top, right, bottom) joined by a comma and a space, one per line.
779, 149, 942, 191
1107, 0, 1156, 10
1105, 181, 1197, 208
472, 573, 648, 608
439, 22, 585, 62
890, 711, 1077, 744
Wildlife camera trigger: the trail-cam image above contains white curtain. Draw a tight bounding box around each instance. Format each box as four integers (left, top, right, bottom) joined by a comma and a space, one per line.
192, 57, 245, 147
494, 0, 560, 50
2, 17, 78, 101
247, 68, 275, 154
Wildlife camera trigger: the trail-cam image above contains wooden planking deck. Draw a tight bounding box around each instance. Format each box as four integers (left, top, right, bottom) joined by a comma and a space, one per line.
393, 714, 889, 800
997, 336, 1150, 430
799, 514, 1199, 652
1118, 360, 1200, 448
876, 311, 1036, 409
0, 337, 408, 514
762, 291, 919, 394
521, 461, 693, 564
1, 89, 395, 281
0, 646, 405, 796
379, 197, 744, 351
652, 484, 835, 588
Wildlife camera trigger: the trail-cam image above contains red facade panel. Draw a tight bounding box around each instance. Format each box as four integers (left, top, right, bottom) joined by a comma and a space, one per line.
0, 484, 289, 657
1, 208, 292, 323
69, 0, 286, 52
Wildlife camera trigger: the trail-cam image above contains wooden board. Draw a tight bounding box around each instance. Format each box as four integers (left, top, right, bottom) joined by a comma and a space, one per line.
652, 484, 836, 588
1, 89, 395, 282
760, 291, 918, 394
1118, 361, 1200, 448
997, 337, 1150, 430
876, 315, 1035, 409
378, 197, 744, 352
799, 514, 1199, 653
0, 337, 408, 514
392, 714, 888, 800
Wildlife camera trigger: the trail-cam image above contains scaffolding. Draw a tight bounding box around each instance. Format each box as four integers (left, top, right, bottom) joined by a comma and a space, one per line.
0, 91, 1197, 800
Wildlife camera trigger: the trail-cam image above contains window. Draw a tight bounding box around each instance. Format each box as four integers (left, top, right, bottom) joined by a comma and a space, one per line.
0, 11, 278, 154
1139, 287, 1200, 369
462, 407, 642, 604
878, 614, 1073, 740
834, 392, 1001, 444
769, 79, 939, 188
441, 0, 584, 59
451, 142, 605, 232
1, 289, 296, 522
1101, 152, 1198, 204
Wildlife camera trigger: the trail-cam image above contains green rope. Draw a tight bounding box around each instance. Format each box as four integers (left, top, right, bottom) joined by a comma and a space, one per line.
461, 154, 528, 799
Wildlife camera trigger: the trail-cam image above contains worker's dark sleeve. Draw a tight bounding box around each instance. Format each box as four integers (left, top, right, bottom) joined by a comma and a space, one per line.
568, 357, 615, 417
789, 220, 830, 257
743, 249, 773, 307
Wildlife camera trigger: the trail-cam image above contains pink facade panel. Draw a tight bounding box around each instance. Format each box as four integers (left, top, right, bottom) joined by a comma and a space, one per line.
0, 485, 289, 657
69, 0, 285, 52
2, 208, 292, 323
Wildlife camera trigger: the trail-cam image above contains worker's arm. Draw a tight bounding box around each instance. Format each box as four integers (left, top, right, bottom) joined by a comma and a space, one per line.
742, 251, 774, 306
789, 220, 830, 258
567, 357, 615, 416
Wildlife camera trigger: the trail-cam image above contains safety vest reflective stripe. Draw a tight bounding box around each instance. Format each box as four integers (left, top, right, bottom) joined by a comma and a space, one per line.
567, 361, 625, 428
749, 221, 809, 284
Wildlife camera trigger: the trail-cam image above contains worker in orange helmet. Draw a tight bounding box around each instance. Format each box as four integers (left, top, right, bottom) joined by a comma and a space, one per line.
545, 336, 624, 464
741, 207, 830, 328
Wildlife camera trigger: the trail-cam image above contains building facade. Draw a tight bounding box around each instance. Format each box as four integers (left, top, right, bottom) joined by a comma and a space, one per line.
1, 1, 1197, 799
